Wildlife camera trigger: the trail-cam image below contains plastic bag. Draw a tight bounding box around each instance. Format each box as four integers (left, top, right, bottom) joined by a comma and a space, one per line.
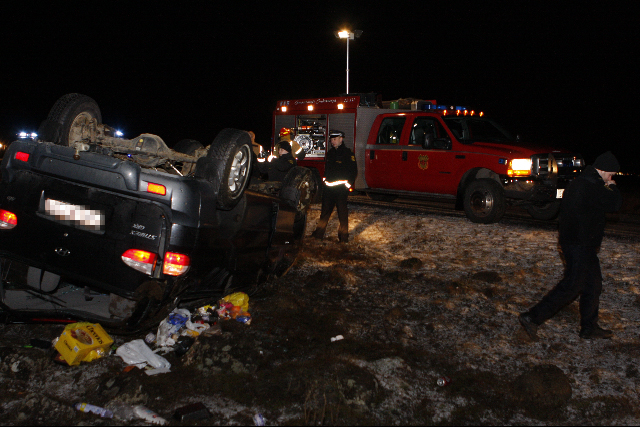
115, 339, 171, 369
221, 292, 249, 312
155, 308, 190, 347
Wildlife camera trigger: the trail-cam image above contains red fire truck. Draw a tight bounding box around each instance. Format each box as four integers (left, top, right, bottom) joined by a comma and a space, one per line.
272, 94, 584, 223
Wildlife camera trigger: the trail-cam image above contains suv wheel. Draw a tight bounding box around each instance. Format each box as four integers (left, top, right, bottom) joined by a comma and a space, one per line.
38, 93, 102, 146
195, 129, 252, 210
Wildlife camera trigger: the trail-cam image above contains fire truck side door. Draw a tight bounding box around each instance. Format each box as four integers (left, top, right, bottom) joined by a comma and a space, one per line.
365, 116, 407, 189
401, 116, 458, 194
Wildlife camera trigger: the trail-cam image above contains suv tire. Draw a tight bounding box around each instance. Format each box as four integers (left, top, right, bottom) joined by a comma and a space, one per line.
195, 129, 252, 210
38, 93, 102, 146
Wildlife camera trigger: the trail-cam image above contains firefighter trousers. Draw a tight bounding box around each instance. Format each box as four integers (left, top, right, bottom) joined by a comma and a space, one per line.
526, 244, 603, 332
313, 185, 349, 241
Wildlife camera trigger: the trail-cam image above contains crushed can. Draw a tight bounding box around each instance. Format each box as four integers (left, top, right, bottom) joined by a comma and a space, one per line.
437, 376, 451, 387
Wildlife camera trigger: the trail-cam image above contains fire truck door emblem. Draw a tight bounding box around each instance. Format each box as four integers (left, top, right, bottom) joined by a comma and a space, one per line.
418, 154, 429, 170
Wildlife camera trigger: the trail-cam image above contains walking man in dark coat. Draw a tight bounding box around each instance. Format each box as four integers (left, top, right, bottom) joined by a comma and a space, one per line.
520, 151, 623, 340
311, 130, 358, 243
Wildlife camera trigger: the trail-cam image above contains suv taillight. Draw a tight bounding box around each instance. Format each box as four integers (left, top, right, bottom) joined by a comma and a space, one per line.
121, 249, 157, 275
15, 152, 30, 162
163, 252, 190, 276
0, 209, 17, 229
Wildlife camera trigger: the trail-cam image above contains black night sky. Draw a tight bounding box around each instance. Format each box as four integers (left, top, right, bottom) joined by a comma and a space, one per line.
2, 2, 639, 172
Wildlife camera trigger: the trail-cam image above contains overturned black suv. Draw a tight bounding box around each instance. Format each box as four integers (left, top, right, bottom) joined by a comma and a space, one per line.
0, 93, 314, 333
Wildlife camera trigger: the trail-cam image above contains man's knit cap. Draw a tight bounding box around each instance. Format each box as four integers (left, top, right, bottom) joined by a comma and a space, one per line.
592, 151, 620, 173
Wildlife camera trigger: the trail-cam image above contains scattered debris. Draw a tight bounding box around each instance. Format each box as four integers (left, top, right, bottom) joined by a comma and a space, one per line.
173, 402, 212, 421
54, 322, 114, 366
115, 339, 171, 370
74, 402, 113, 418
437, 376, 452, 387
133, 405, 167, 425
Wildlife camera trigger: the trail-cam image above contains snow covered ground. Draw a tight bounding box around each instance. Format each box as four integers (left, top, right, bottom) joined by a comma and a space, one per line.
1, 202, 639, 425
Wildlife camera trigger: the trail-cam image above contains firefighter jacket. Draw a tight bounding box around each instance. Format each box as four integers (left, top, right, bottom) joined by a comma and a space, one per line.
558, 165, 622, 248
257, 152, 297, 182
324, 143, 358, 188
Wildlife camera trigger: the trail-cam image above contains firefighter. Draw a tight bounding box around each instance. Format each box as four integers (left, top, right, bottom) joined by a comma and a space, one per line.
256, 141, 297, 182
279, 127, 306, 161
311, 130, 357, 243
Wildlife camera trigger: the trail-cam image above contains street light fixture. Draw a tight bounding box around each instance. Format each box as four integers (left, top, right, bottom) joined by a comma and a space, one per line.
334, 29, 362, 94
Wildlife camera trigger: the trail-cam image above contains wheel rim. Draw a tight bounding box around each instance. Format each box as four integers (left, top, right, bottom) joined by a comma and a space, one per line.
227, 146, 250, 194
67, 112, 94, 145
297, 180, 311, 211
469, 189, 494, 217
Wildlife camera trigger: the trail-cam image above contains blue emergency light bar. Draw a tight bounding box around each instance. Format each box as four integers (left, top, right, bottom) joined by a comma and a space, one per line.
422, 104, 468, 111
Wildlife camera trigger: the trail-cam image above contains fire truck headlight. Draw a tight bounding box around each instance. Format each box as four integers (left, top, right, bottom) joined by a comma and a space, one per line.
508, 158, 532, 177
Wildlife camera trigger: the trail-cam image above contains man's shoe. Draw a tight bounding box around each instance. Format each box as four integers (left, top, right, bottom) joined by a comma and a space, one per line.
579, 326, 613, 340
519, 313, 539, 341
338, 233, 348, 243
311, 230, 324, 240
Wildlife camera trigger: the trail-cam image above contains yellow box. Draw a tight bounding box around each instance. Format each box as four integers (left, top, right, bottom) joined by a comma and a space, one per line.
54, 322, 114, 366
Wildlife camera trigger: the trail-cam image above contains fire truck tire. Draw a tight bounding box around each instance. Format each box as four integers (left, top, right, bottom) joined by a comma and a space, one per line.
463, 179, 506, 223
195, 128, 252, 210
367, 192, 398, 202
526, 200, 561, 221
280, 167, 314, 213
38, 93, 102, 146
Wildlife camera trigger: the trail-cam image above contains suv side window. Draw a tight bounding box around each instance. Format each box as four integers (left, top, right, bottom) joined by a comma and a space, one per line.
376, 117, 406, 144
409, 117, 449, 149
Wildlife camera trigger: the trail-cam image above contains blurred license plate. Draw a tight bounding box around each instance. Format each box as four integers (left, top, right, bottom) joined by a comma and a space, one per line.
556, 189, 564, 198
45, 198, 105, 231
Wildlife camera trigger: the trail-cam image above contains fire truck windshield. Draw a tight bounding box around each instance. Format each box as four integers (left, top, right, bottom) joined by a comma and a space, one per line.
443, 117, 514, 144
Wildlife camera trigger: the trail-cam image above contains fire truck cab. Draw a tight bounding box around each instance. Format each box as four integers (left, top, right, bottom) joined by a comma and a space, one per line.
272, 94, 584, 223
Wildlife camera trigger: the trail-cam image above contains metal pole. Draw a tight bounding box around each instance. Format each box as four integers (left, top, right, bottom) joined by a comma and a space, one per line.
346, 36, 350, 94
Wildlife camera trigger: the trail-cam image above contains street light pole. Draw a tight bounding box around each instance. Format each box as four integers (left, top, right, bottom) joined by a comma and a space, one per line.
335, 29, 362, 95
345, 35, 350, 94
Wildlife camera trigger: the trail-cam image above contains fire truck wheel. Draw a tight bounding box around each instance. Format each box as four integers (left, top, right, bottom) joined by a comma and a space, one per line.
195, 128, 252, 210
463, 179, 506, 224
526, 200, 561, 221
367, 192, 398, 202
38, 93, 102, 146
280, 167, 314, 213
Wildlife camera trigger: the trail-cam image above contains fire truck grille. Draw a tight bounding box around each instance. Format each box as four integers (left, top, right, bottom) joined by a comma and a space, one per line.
531, 153, 583, 178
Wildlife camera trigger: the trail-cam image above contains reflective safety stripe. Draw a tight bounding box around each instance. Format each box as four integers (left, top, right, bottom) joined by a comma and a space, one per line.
325, 180, 351, 188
